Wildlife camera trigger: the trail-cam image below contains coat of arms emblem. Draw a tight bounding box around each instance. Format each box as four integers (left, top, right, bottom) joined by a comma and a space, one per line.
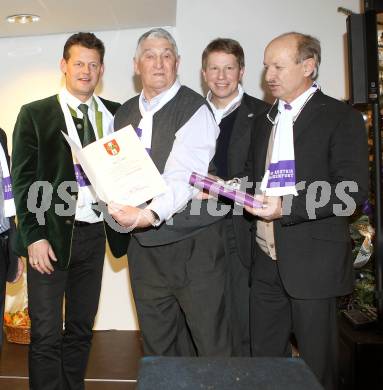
104, 139, 120, 156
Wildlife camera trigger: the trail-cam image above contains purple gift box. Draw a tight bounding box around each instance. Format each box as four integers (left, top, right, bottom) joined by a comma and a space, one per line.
189, 172, 262, 209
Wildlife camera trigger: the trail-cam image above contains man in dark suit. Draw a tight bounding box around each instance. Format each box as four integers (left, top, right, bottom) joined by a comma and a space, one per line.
201, 38, 269, 356
244, 32, 368, 390
11, 33, 126, 389
0, 128, 23, 347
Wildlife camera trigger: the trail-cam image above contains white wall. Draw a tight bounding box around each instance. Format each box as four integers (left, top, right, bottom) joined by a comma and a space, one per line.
0, 28, 150, 143
3, 0, 361, 329
177, 0, 361, 100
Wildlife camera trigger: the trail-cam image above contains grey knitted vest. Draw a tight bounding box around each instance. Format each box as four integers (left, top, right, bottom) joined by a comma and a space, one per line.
113, 86, 223, 246
114, 86, 206, 173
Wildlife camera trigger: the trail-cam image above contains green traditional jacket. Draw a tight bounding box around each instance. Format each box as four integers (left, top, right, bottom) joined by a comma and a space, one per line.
11, 95, 129, 268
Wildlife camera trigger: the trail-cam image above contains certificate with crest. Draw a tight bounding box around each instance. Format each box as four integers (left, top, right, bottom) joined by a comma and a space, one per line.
62, 125, 167, 206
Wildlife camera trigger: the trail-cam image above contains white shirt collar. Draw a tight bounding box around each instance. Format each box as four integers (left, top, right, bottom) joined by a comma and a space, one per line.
140, 79, 181, 112
279, 82, 319, 116
60, 87, 95, 116
206, 84, 244, 125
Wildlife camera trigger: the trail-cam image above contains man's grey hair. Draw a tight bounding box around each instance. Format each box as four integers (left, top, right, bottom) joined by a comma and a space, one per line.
276, 32, 321, 80
135, 28, 179, 58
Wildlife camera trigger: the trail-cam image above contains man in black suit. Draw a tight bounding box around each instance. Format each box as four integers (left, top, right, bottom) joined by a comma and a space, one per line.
201, 38, 269, 356
0, 128, 23, 346
244, 32, 368, 389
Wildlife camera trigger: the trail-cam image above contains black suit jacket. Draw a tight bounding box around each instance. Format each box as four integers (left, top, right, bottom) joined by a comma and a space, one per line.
246, 90, 369, 298
225, 93, 269, 268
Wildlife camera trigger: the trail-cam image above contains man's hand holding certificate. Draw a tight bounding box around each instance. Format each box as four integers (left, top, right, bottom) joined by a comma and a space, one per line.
63, 125, 167, 207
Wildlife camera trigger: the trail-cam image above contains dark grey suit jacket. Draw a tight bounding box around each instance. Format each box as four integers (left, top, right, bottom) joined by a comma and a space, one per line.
246, 90, 369, 298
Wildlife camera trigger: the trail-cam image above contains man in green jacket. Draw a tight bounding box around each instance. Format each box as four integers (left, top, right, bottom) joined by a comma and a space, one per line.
12, 32, 126, 390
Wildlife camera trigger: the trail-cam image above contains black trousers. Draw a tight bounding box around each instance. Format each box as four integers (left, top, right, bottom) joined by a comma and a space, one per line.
128, 221, 232, 357
250, 246, 338, 390
223, 219, 250, 356
27, 223, 105, 390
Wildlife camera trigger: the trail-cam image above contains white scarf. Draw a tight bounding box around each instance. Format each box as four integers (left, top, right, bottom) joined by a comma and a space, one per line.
58, 89, 114, 207
137, 80, 181, 150
261, 82, 319, 196
0, 144, 16, 217
207, 84, 244, 125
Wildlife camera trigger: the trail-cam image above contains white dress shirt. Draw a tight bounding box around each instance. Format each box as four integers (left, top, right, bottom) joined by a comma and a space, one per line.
60, 88, 103, 223
141, 86, 220, 223
206, 84, 244, 125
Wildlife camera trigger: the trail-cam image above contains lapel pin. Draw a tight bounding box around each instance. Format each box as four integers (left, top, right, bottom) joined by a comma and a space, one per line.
248, 113, 254, 117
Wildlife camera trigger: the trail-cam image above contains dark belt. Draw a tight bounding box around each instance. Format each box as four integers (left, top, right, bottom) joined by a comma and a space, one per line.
74, 220, 103, 228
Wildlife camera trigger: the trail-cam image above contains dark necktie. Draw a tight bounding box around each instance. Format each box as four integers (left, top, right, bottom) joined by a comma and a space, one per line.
78, 104, 96, 147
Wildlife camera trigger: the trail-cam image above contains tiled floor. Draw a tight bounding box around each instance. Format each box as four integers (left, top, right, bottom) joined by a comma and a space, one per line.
0, 330, 143, 389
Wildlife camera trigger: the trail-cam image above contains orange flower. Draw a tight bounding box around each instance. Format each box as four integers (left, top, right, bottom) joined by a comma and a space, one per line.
4, 313, 12, 325
4, 308, 31, 327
